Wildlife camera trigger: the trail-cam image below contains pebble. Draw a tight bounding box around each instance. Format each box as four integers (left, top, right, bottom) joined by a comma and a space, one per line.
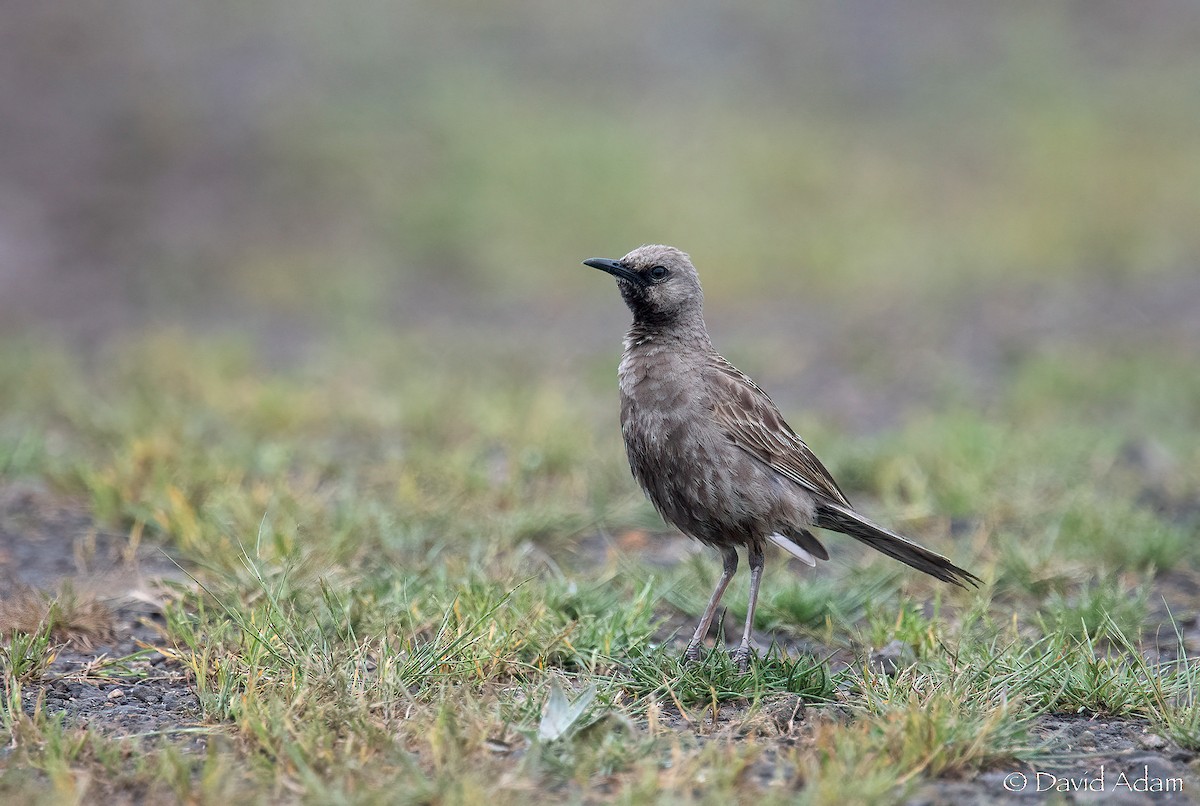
1125, 753, 1179, 780
1139, 732, 1168, 750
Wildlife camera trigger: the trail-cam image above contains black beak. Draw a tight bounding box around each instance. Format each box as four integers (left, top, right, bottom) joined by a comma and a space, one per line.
583, 257, 645, 286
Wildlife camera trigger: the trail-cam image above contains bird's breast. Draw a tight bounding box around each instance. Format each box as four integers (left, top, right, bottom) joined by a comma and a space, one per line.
617, 344, 730, 535
615, 343, 813, 544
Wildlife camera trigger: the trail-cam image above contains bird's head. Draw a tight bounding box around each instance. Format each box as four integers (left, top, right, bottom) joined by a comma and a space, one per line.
583, 244, 703, 325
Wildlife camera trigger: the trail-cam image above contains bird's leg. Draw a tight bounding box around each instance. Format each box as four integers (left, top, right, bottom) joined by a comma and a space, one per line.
731, 543, 765, 673
684, 546, 739, 664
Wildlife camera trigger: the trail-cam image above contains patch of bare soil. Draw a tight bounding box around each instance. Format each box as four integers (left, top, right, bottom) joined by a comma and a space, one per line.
0, 483, 202, 747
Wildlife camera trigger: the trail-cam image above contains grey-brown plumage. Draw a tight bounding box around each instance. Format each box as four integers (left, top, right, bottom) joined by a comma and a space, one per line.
584, 244, 979, 670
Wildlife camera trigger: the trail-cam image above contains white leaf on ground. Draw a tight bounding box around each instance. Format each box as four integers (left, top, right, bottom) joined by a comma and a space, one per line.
537, 678, 596, 742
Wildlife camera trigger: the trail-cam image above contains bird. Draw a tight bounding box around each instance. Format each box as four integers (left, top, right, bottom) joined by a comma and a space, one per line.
583, 244, 979, 671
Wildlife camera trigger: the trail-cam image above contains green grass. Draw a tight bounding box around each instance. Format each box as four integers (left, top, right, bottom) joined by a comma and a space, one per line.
1, 328, 1198, 803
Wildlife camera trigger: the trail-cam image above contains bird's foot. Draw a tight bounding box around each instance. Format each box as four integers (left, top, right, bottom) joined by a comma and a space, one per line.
730, 646, 751, 674
683, 642, 704, 665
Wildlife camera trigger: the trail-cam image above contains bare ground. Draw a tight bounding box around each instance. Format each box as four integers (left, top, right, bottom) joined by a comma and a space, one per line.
0, 484, 202, 747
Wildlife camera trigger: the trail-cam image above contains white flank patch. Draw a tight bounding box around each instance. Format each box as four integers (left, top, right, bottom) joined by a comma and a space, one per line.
768, 533, 817, 567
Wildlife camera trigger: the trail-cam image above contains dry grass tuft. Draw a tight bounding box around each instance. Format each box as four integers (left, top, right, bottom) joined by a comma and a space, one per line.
0, 584, 115, 648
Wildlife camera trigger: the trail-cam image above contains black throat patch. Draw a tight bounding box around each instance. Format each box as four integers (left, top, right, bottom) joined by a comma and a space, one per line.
619, 281, 677, 329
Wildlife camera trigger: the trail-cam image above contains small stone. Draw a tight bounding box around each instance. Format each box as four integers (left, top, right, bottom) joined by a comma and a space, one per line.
107, 688, 124, 700
1125, 753, 1179, 779
1140, 732, 1169, 750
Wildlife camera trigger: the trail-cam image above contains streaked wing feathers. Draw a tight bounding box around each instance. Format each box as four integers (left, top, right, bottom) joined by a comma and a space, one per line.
707, 357, 851, 507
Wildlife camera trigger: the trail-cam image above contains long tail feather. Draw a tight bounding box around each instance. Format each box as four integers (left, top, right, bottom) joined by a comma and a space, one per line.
813, 502, 980, 588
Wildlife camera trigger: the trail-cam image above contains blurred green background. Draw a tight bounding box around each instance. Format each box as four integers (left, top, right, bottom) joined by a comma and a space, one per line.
2, 2, 1198, 399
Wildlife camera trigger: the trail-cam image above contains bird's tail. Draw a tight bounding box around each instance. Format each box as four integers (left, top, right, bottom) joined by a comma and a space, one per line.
813, 502, 980, 588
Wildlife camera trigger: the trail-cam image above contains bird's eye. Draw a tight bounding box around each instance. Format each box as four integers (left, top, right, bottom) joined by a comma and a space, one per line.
648, 265, 669, 281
